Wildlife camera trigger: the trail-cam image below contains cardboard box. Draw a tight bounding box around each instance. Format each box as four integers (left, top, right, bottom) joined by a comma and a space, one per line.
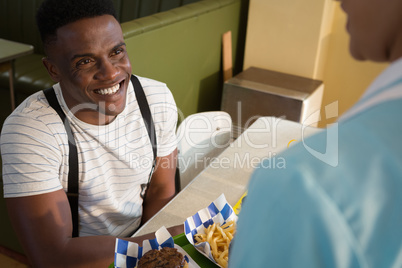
221, 67, 324, 137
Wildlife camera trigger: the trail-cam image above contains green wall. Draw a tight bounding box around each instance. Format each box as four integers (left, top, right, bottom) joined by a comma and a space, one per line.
123, 0, 247, 122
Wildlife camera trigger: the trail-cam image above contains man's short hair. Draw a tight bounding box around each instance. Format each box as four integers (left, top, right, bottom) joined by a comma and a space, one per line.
36, 0, 117, 51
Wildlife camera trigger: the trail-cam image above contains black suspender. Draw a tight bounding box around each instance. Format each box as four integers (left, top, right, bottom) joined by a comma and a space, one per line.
130, 75, 157, 200
131, 75, 157, 165
43, 87, 80, 238
43, 75, 157, 237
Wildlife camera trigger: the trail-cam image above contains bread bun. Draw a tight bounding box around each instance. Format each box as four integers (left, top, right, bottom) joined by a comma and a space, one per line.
137, 247, 188, 268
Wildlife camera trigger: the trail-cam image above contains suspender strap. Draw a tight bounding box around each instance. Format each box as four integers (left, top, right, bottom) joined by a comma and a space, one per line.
131, 75, 157, 163
43, 87, 79, 238
131, 75, 157, 200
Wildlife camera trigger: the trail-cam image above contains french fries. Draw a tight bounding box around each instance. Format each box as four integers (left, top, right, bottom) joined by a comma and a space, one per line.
193, 220, 236, 268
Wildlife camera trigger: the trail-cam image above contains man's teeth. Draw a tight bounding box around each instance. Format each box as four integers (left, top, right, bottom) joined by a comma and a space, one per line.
96, 84, 120, 95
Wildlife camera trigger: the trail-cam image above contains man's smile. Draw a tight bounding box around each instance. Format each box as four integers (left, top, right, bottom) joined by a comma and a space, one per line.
94, 81, 123, 95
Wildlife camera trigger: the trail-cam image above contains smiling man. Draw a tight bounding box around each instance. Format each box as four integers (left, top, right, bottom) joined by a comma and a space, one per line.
0, 0, 180, 267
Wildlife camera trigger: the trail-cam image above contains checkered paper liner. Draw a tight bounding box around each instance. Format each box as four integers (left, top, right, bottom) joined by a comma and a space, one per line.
114, 226, 199, 268
184, 194, 238, 267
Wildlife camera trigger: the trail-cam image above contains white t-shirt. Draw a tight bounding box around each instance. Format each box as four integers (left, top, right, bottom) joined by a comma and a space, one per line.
1, 75, 178, 237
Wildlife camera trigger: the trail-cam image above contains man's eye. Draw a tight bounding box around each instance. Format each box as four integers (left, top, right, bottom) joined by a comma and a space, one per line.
112, 48, 124, 56
77, 59, 92, 65
75, 58, 94, 69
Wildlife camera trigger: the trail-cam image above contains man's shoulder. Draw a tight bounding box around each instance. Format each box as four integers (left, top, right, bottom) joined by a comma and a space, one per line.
133, 75, 176, 106
136, 75, 167, 88
135, 75, 166, 85
2, 90, 61, 134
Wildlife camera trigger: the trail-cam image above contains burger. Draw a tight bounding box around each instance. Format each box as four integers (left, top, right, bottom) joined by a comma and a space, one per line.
137, 247, 189, 268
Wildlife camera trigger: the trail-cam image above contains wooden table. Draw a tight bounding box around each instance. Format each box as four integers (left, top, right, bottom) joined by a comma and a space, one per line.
133, 116, 322, 237
0, 38, 34, 110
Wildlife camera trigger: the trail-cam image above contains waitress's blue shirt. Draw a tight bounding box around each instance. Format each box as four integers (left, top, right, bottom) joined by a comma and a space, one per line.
229, 58, 402, 268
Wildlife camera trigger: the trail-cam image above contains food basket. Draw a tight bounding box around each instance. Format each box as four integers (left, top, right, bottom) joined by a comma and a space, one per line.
113, 226, 199, 268
184, 194, 238, 268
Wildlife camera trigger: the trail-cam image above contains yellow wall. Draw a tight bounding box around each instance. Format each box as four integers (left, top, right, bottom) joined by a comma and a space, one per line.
244, 0, 333, 79
244, 0, 388, 127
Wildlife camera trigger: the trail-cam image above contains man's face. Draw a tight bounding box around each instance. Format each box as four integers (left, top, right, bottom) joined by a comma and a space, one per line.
339, 0, 402, 62
44, 15, 132, 124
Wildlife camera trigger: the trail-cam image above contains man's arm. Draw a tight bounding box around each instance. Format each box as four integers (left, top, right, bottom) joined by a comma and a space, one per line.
6, 190, 158, 267
141, 149, 178, 225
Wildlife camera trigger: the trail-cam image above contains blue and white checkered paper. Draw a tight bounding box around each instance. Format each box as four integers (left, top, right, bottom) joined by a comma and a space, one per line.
114, 226, 175, 268
184, 194, 237, 267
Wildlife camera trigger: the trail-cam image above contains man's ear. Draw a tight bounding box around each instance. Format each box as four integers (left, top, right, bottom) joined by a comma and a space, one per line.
42, 57, 60, 82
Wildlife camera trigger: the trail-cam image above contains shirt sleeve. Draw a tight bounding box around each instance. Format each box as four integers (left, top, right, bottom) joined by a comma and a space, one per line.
1, 111, 65, 198
228, 125, 368, 268
228, 161, 364, 267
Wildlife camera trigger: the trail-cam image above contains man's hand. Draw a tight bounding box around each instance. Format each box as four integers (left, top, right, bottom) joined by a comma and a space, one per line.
167, 224, 184, 237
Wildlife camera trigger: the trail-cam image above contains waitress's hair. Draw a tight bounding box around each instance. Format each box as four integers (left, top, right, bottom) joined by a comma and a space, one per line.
36, 0, 117, 52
